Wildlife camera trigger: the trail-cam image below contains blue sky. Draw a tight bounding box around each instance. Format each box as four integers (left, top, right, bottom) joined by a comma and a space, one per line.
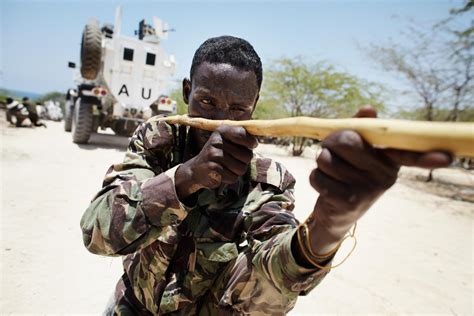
0, 0, 468, 100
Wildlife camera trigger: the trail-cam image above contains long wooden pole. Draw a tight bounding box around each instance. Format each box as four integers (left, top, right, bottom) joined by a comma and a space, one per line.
155, 115, 474, 158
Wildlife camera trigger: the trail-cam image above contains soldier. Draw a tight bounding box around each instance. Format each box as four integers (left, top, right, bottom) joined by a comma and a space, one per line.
81, 36, 451, 315
6, 97, 30, 127
22, 97, 47, 128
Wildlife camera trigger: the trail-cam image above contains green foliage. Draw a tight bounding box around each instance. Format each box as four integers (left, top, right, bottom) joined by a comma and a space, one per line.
0, 94, 9, 103
0, 88, 18, 102
253, 88, 288, 120
33, 91, 66, 113
264, 57, 385, 118
262, 57, 386, 155
35, 91, 65, 105
0, 89, 10, 100
169, 87, 188, 115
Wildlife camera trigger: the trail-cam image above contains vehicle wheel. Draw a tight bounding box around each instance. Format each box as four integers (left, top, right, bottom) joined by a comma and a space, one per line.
72, 98, 93, 144
64, 99, 73, 132
80, 19, 102, 80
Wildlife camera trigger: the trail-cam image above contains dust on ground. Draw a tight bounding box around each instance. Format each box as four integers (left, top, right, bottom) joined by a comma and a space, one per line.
1, 111, 473, 315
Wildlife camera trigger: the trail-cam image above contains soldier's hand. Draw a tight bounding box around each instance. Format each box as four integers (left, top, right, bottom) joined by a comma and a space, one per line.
175, 125, 257, 199
306, 106, 452, 254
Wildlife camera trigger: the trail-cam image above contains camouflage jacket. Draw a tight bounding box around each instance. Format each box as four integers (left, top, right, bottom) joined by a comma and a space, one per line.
81, 118, 330, 315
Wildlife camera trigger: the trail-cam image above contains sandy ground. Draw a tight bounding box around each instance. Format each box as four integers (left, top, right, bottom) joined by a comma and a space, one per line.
1, 112, 473, 315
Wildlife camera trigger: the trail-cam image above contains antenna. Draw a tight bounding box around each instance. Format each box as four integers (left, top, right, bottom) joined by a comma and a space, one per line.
114, 6, 122, 37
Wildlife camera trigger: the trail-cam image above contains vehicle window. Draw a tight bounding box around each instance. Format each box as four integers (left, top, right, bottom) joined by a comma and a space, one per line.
146, 53, 156, 66
123, 48, 134, 61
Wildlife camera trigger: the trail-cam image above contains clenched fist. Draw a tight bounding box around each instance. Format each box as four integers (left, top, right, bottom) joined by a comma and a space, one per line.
175, 125, 258, 199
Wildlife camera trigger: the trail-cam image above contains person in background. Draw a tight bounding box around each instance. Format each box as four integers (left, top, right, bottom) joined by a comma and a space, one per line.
6, 97, 30, 127
23, 97, 47, 128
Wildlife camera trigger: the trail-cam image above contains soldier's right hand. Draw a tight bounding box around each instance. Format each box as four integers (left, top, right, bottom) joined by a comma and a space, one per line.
175, 125, 258, 199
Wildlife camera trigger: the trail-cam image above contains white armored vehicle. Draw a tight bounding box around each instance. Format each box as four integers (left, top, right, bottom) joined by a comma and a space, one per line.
66, 7, 177, 143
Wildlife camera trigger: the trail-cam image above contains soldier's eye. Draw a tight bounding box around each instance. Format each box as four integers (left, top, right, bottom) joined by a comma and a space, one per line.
231, 107, 246, 113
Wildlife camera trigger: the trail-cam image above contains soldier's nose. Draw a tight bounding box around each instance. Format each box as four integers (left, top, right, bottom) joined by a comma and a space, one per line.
213, 107, 231, 120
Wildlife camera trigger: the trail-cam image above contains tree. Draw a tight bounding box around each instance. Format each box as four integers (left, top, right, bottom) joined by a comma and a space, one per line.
445, 32, 473, 122
368, 28, 450, 121
35, 91, 65, 105
448, 0, 473, 37
0, 88, 14, 104
35, 91, 66, 113
169, 86, 187, 115
367, 1, 473, 180
252, 87, 288, 120
367, 3, 473, 123
264, 57, 385, 155
442, 1, 474, 121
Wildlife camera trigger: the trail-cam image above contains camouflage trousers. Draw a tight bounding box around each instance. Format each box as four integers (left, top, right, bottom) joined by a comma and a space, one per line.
105, 250, 297, 316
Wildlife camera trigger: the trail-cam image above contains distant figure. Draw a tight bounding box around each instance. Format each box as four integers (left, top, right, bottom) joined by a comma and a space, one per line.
23, 97, 47, 128
6, 97, 30, 127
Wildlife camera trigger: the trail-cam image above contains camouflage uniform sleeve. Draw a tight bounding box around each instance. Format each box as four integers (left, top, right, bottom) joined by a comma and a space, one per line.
80, 120, 191, 256
245, 158, 331, 300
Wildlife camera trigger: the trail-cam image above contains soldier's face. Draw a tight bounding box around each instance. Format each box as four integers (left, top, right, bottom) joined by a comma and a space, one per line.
183, 62, 260, 151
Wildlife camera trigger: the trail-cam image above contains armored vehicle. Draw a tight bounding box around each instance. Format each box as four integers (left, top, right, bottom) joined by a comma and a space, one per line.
66, 7, 176, 143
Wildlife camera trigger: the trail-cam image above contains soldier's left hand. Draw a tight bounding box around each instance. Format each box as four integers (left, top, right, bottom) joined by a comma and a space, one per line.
308, 106, 452, 246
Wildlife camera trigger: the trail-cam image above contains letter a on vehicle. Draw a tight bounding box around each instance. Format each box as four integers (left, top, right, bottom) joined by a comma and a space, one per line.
118, 84, 130, 97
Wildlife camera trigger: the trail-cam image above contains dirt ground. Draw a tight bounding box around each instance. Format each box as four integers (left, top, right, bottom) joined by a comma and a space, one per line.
1, 111, 473, 315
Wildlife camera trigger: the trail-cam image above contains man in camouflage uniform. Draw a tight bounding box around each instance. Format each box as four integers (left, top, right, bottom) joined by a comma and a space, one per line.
81, 36, 451, 315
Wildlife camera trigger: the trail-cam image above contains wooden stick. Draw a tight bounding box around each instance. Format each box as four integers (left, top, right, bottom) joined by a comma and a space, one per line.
154, 115, 474, 157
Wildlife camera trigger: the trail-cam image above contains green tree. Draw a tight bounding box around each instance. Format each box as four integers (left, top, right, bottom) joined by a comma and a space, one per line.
35, 91, 65, 104
264, 57, 385, 156
252, 86, 288, 120
35, 91, 65, 110
0, 88, 22, 104
169, 87, 187, 115
34, 91, 66, 113
0, 89, 12, 104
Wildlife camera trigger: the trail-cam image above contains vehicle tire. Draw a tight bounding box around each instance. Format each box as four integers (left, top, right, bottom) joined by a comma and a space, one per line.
72, 98, 93, 144
80, 19, 102, 80
64, 99, 73, 132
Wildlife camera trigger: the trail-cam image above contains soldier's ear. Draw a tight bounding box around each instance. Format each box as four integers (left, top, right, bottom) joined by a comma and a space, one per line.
182, 78, 191, 105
